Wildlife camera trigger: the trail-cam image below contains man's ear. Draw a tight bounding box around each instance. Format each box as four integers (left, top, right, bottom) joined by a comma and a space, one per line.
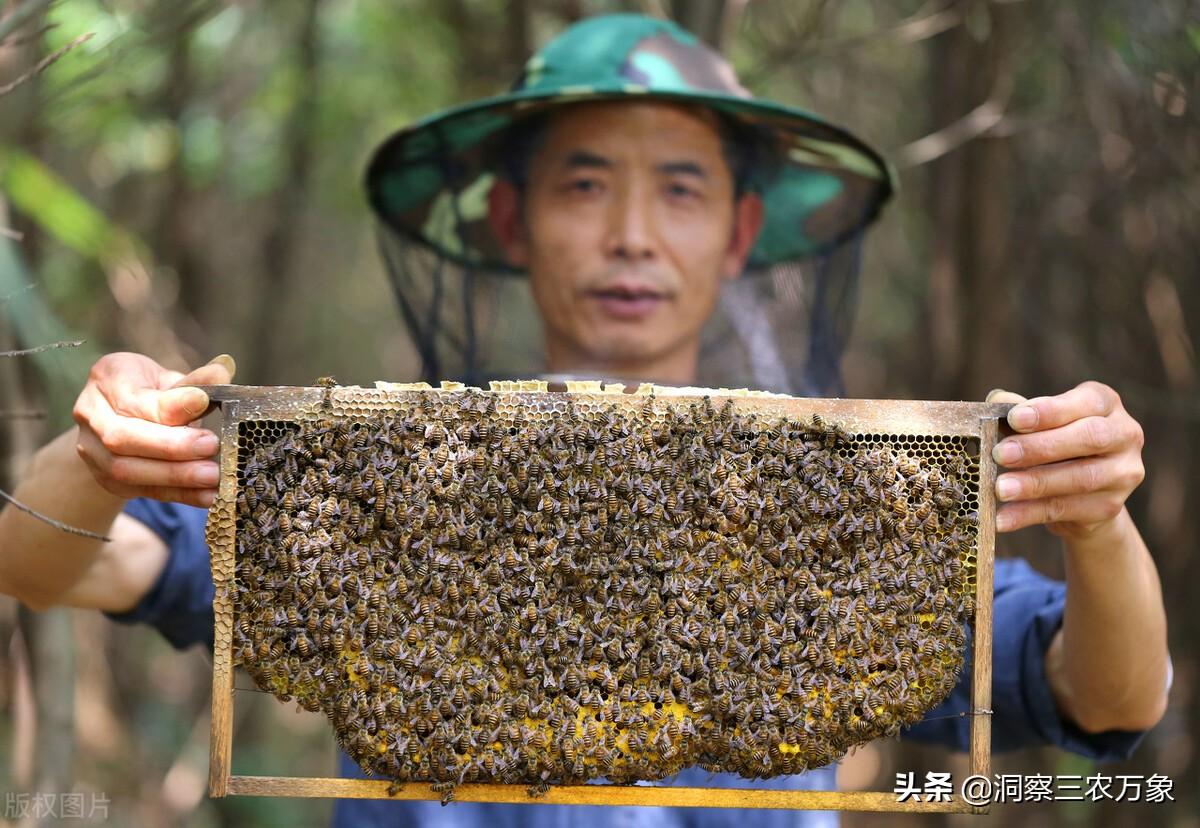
487, 177, 529, 268
722, 192, 765, 280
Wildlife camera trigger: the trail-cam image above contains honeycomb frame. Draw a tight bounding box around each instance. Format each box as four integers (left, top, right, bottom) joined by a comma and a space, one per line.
200, 382, 1009, 814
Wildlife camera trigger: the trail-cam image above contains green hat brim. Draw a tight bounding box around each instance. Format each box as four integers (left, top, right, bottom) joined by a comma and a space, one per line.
365, 84, 896, 273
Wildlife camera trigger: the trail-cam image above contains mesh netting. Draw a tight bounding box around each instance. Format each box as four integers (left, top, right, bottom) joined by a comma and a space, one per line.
376, 223, 867, 396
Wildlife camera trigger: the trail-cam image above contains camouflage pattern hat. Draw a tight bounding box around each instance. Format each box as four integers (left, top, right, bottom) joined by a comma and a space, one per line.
365, 13, 896, 271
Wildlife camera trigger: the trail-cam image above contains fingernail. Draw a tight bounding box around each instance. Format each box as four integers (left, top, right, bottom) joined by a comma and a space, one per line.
996, 511, 1012, 532
996, 477, 1019, 501
985, 388, 1004, 402
1009, 405, 1037, 430
193, 432, 219, 455
207, 354, 237, 376
180, 387, 209, 416
198, 489, 216, 508
196, 463, 220, 487
992, 440, 1021, 465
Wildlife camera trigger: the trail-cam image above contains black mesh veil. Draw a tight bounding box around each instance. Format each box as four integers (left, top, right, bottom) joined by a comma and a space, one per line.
375, 217, 867, 396
696, 239, 865, 397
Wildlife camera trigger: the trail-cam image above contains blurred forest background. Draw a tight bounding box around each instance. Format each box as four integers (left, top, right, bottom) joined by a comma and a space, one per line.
0, 0, 1196, 825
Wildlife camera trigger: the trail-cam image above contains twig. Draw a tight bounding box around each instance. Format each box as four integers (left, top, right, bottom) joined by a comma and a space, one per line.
742, 0, 959, 87
0, 411, 46, 420
0, 489, 111, 542
892, 74, 1015, 169
44, 1, 215, 105
0, 32, 94, 98
809, 2, 962, 53
1, 339, 84, 357
0, 226, 24, 241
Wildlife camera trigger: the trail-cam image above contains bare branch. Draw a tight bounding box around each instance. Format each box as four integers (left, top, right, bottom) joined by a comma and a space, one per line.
0, 489, 111, 542
811, 2, 962, 54
742, 0, 960, 86
0, 32, 94, 98
0, 226, 24, 241
0, 411, 46, 420
893, 74, 1015, 169
1, 339, 84, 357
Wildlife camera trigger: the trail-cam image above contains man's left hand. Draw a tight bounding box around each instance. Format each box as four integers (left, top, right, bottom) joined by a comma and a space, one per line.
986, 382, 1145, 540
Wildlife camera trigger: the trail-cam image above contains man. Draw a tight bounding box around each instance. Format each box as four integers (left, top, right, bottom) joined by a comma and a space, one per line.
0, 13, 1169, 828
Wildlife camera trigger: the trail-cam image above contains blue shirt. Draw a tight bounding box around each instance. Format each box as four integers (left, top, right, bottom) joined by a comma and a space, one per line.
109, 499, 1151, 827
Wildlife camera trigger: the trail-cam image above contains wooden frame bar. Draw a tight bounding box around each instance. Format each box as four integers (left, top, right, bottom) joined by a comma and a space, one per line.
200, 385, 1009, 814
207, 399, 240, 798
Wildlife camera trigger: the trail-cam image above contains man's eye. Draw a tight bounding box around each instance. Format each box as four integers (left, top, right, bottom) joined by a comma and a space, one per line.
567, 179, 602, 194
666, 183, 698, 199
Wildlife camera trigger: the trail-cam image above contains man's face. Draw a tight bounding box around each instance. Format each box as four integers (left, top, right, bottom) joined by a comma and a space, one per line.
492, 102, 762, 382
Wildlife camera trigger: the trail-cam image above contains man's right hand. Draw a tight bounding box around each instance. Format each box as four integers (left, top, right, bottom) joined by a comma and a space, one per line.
72, 352, 237, 508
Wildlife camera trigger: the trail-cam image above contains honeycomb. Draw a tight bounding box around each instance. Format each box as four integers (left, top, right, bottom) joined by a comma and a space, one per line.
227, 385, 980, 803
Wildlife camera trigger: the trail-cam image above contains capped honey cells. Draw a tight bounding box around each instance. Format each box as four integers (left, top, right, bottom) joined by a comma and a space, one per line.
231, 390, 978, 803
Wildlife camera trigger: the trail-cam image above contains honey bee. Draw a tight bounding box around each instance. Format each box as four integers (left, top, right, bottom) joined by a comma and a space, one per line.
813, 526, 830, 549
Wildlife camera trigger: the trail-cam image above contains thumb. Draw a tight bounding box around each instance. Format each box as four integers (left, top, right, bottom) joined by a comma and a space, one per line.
128, 384, 212, 426
171, 353, 237, 389
133, 355, 237, 426
986, 388, 1027, 405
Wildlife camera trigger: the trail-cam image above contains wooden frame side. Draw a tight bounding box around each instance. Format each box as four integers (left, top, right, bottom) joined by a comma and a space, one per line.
967, 416, 1000, 815
206, 390, 1004, 813
208, 401, 239, 797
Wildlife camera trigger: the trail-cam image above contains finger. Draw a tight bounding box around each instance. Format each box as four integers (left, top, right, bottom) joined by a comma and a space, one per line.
141, 486, 217, 508
985, 388, 1027, 405
93, 357, 213, 426
996, 493, 1125, 533
105, 455, 221, 490
171, 354, 237, 389
116, 384, 213, 427
986, 389, 1031, 433
1004, 381, 1118, 434
995, 456, 1138, 503
82, 410, 220, 462
992, 415, 1130, 468
76, 432, 218, 507
74, 434, 210, 503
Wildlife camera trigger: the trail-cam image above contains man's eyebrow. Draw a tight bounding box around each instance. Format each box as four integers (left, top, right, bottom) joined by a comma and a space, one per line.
557, 153, 708, 179
657, 160, 707, 179
562, 150, 612, 169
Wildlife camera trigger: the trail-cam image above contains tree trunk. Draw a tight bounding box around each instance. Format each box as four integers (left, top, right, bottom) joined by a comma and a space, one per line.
922, 5, 1018, 401
505, 0, 531, 74
247, 0, 323, 382
148, 4, 209, 355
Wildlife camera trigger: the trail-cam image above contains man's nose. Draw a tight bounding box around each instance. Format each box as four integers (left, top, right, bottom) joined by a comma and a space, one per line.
604, 181, 657, 262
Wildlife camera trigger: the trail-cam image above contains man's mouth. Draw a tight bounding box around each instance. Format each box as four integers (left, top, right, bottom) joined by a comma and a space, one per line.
586, 283, 669, 321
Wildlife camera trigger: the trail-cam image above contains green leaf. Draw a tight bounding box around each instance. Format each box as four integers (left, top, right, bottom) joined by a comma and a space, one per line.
0, 144, 152, 265
0, 145, 114, 259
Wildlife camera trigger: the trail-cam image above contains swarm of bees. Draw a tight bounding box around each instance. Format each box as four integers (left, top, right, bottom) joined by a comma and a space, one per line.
232, 390, 976, 803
